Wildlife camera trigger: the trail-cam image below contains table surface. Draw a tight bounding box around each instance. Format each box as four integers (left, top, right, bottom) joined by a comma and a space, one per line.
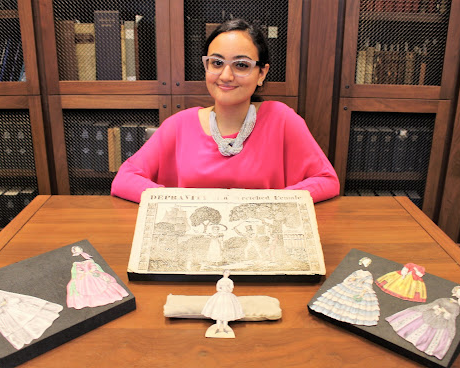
1, 195, 460, 368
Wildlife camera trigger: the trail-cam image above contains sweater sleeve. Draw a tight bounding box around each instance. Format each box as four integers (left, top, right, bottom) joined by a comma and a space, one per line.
110, 116, 177, 203
283, 107, 340, 202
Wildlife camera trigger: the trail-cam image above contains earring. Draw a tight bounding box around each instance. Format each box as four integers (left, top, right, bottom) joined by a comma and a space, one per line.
258, 81, 263, 86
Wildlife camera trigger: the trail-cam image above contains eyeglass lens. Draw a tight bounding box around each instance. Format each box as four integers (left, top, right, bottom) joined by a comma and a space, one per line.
204, 57, 255, 77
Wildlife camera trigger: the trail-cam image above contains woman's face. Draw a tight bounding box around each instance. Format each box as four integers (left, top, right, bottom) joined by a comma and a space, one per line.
205, 30, 269, 108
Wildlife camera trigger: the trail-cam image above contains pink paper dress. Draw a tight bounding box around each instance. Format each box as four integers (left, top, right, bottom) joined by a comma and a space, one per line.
66, 259, 128, 309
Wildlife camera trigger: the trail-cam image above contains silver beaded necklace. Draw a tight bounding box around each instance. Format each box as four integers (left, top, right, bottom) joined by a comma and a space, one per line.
209, 104, 257, 156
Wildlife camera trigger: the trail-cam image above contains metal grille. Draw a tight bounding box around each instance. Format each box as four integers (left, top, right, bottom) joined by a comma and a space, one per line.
63, 109, 160, 195
0, 1, 25, 82
184, 0, 288, 82
355, 0, 451, 86
345, 111, 435, 209
0, 110, 38, 228
53, 0, 157, 81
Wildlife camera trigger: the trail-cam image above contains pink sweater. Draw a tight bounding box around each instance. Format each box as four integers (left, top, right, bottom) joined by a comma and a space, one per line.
111, 101, 340, 203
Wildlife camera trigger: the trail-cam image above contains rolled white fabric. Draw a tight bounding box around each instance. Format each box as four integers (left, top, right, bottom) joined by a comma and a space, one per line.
163, 294, 282, 321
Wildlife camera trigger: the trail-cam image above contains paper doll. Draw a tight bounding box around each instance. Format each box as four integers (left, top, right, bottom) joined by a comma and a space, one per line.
310, 269, 380, 326
206, 224, 227, 264
375, 263, 427, 302
67, 246, 129, 309
202, 270, 245, 338
0, 289, 63, 350
386, 286, 460, 360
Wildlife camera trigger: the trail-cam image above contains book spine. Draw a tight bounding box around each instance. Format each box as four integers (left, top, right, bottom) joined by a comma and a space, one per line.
404, 51, 414, 84
364, 127, 379, 172
372, 50, 383, 84
134, 18, 140, 80
55, 20, 78, 80
348, 127, 365, 172
120, 124, 139, 162
76, 122, 94, 170
94, 10, 122, 80
120, 24, 127, 80
124, 21, 136, 81
392, 128, 409, 172
74, 23, 96, 81
406, 127, 419, 172
364, 47, 375, 84
2, 121, 16, 169
15, 120, 34, 169
92, 122, 109, 172
356, 50, 367, 84
378, 127, 394, 172
138, 15, 156, 81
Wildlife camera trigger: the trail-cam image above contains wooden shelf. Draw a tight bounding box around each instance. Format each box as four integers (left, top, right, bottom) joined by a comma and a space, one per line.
347, 172, 424, 181
360, 11, 445, 23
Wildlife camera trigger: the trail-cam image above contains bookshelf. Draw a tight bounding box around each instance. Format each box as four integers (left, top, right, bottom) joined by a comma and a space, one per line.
31, 0, 303, 195
340, 0, 460, 99
334, 98, 451, 219
170, 0, 301, 96
0, 0, 49, 230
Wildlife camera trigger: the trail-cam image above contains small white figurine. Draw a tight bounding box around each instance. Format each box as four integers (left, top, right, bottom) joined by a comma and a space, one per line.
201, 270, 245, 338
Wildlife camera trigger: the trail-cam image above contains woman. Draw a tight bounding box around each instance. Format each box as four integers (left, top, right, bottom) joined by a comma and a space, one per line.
111, 19, 339, 203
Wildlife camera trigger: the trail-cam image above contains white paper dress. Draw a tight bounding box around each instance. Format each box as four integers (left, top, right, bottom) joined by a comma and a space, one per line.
201, 276, 245, 321
0, 289, 63, 349
310, 269, 380, 326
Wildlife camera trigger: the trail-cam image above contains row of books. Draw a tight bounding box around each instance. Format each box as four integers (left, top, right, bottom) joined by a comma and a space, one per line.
0, 121, 35, 170
0, 11, 25, 82
348, 125, 432, 173
344, 188, 423, 207
67, 121, 157, 172
56, 10, 155, 81
356, 40, 439, 86
0, 187, 37, 228
362, 0, 448, 13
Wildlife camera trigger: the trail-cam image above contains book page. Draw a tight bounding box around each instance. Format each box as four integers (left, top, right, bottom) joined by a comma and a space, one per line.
128, 188, 325, 276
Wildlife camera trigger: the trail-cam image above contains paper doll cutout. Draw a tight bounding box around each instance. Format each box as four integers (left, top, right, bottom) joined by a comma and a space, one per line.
386, 286, 460, 360
0, 289, 63, 350
310, 269, 380, 326
206, 224, 227, 265
375, 263, 427, 302
67, 246, 129, 309
201, 270, 245, 338
359, 257, 372, 267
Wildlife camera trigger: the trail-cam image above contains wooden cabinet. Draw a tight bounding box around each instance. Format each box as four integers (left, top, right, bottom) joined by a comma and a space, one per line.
334, 98, 451, 219
30, 0, 303, 195
333, 0, 460, 221
438, 92, 460, 243
340, 0, 460, 100
0, 1, 50, 229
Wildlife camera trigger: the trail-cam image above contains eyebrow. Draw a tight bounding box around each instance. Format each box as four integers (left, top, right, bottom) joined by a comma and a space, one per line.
210, 53, 254, 60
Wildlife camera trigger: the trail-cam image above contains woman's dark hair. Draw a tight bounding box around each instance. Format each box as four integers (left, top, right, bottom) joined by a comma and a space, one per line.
203, 18, 270, 102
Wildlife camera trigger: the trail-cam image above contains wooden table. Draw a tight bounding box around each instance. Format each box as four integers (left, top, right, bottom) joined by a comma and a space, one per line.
1, 195, 459, 368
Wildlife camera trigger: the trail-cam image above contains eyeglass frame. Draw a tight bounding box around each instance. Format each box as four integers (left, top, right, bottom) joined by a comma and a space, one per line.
202, 56, 265, 77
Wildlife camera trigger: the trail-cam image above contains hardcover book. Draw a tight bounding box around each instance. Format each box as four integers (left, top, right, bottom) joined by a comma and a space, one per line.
308, 249, 460, 368
94, 10, 122, 80
74, 23, 96, 81
128, 188, 326, 282
0, 240, 136, 367
55, 20, 78, 80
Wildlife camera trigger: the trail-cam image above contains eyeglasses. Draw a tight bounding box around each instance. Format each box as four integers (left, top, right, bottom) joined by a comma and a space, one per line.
202, 56, 263, 77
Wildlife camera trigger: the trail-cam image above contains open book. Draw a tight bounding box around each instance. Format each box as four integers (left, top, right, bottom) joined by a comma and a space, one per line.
127, 188, 326, 281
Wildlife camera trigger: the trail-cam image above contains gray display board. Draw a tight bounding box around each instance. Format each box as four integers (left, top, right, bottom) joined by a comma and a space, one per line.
0, 240, 136, 367
308, 249, 460, 368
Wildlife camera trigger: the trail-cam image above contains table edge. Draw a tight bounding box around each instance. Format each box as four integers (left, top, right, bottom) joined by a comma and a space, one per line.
395, 196, 460, 265
0, 195, 51, 251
